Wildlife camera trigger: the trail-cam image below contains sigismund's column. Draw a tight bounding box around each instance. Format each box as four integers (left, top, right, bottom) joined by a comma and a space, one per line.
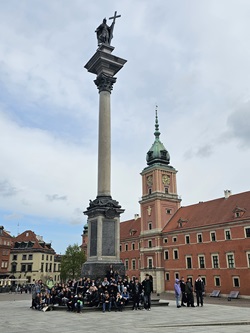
82, 13, 127, 279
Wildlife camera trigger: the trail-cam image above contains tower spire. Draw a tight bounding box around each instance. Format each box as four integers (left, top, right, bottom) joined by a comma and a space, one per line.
146, 106, 170, 165
154, 105, 160, 140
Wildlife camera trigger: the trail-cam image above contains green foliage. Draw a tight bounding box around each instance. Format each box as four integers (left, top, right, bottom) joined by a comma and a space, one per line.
60, 244, 86, 281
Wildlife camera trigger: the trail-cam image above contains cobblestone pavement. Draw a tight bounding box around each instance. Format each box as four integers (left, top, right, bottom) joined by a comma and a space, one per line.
0, 293, 249, 333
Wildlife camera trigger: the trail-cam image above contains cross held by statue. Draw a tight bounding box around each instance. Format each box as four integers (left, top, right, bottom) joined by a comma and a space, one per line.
109, 11, 121, 22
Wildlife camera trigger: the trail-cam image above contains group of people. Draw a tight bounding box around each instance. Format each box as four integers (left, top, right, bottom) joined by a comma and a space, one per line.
174, 275, 205, 308
30, 273, 153, 313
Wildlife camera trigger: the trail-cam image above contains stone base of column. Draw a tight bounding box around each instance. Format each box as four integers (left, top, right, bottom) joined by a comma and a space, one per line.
81, 261, 125, 280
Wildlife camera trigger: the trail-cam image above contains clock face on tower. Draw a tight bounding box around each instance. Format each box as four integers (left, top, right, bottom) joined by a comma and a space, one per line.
147, 175, 153, 186
162, 174, 170, 185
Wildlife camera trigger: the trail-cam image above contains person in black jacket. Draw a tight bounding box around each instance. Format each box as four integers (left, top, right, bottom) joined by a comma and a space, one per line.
195, 275, 205, 307
180, 277, 187, 306
142, 274, 153, 310
131, 277, 142, 310
185, 278, 195, 307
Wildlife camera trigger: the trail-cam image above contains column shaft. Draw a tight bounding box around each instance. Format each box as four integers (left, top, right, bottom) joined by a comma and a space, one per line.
98, 90, 111, 196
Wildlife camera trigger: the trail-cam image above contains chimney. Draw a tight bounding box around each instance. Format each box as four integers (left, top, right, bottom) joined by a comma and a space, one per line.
224, 190, 232, 199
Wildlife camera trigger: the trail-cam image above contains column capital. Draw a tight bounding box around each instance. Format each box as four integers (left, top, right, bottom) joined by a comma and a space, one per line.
94, 73, 117, 93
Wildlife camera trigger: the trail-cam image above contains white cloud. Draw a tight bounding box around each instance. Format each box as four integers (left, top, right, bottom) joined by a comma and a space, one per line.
1, 0, 250, 252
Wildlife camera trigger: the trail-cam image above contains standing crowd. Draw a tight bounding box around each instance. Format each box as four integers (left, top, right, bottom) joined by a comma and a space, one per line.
174, 275, 205, 308
30, 270, 153, 313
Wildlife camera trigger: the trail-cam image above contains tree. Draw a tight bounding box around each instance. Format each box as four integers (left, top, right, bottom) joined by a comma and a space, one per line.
60, 244, 86, 281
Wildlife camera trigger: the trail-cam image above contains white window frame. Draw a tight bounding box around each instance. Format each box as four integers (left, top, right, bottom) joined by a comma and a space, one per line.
227, 253, 235, 268
147, 257, 153, 269
233, 276, 240, 288
164, 250, 169, 260
186, 256, 192, 269
211, 254, 220, 269
244, 227, 250, 238
225, 229, 231, 240
198, 255, 205, 269
246, 252, 250, 268
185, 235, 190, 244
173, 249, 179, 260
214, 276, 221, 287
210, 231, 216, 242
197, 233, 203, 243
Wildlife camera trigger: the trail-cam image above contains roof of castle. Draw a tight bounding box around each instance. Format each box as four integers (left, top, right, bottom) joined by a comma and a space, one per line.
162, 191, 250, 233
120, 217, 141, 241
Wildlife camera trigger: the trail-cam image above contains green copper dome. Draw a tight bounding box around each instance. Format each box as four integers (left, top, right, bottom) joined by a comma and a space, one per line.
146, 109, 170, 165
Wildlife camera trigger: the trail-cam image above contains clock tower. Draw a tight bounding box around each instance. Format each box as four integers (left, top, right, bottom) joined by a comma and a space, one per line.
139, 108, 181, 291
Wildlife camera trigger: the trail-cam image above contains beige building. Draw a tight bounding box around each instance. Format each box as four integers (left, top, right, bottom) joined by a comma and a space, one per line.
10, 230, 61, 284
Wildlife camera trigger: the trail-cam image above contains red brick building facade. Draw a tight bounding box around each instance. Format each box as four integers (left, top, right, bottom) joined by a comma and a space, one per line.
83, 111, 250, 296
0, 226, 13, 279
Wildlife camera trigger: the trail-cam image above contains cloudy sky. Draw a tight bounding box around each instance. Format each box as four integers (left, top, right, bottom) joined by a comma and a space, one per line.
1, 0, 250, 254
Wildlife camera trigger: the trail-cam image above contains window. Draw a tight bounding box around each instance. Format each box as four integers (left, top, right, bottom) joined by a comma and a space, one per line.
132, 243, 135, 250
165, 272, 170, 281
172, 237, 177, 243
27, 264, 32, 272
28, 254, 33, 260
247, 252, 250, 267
45, 263, 48, 272
214, 276, 221, 287
148, 188, 152, 194
120, 245, 122, 252
202, 277, 206, 286
148, 222, 152, 230
233, 277, 240, 287
125, 260, 129, 270
125, 244, 128, 251
54, 263, 56, 272
41, 263, 44, 272
13, 254, 17, 261
148, 240, 152, 248
132, 259, 136, 270
164, 250, 169, 260
225, 230, 231, 240
199, 255, 205, 269
227, 253, 235, 268
46, 255, 49, 260
186, 256, 192, 269
50, 255, 52, 261
175, 272, 179, 280
210, 232, 216, 242
173, 249, 179, 260
42, 254, 44, 260
245, 227, 250, 238
166, 209, 171, 214
197, 233, 202, 243
11, 263, 17, 273
165, 187, 169, 194
49, 263, 52, 272
212, 255, 219, 269
22, 254, 27, 260
164, 238, 168, 243
1, 261, 8, 268
147, 258, 153, 269
185, 235, 190, 244
21, 264, 26, 272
